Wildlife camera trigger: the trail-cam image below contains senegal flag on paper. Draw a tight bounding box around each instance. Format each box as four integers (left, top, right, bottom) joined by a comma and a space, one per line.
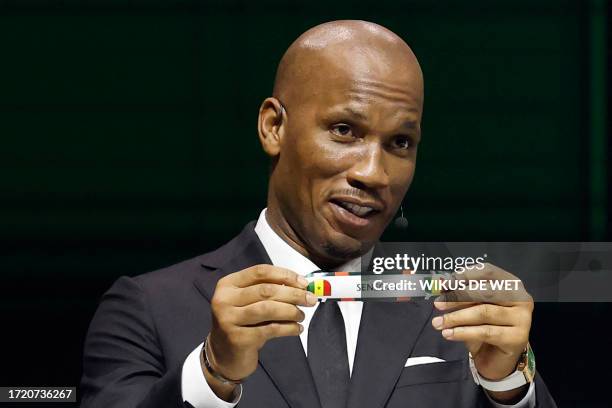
308, 279, 332, 296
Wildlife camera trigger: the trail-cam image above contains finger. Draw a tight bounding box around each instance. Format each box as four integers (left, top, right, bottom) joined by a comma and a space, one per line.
432, 304, 516, 330
434, 298, 477, 311
231, 283, 317, 307
440, 325, 518, 348
257, 321, 304, 341
238, 300, 305, 325
229, 264, 308, 289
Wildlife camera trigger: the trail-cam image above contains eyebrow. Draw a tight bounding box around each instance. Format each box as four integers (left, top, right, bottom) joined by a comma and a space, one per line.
341, 107, 368, 122
401, 121, 418, 130
337, 107, 420, 135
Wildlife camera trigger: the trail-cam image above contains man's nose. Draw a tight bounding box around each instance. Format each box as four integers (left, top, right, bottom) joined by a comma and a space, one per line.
346, 144, 390, 190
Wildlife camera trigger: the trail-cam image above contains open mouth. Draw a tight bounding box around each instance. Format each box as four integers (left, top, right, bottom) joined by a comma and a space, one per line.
330, 199, 380, 219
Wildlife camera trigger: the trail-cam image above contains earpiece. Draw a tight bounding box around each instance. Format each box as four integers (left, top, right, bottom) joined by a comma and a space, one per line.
394, 204, 408, 229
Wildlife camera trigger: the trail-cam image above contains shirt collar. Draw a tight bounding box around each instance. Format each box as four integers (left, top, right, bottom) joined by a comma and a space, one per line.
254, 208, 369, 276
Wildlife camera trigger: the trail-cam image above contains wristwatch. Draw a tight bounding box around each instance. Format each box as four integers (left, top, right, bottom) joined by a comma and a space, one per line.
469, 343, 536, 392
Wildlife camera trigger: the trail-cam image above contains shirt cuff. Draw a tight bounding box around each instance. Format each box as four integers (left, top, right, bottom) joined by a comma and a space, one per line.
181, 342, 242, 408
484, 381, 536, 408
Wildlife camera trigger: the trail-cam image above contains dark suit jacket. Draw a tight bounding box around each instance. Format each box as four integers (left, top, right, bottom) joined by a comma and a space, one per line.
81, 221, 557, 408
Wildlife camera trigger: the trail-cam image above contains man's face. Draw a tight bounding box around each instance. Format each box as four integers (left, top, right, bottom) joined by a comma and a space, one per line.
270, 50, 423, 265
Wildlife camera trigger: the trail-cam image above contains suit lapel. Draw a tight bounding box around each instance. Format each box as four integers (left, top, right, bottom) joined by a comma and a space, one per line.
194, 221, 270, 302
194, 222, 322, 408
347, 300, 434, 408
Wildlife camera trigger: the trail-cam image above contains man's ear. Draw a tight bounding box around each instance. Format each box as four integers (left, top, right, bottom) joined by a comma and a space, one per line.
257, 97, 285, 157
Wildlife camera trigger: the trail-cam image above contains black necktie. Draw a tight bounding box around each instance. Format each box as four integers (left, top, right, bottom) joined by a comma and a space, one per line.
308, 300, 350, 408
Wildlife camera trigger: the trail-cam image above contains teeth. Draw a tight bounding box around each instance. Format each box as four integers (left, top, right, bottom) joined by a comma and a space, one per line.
338, 202, 374, 217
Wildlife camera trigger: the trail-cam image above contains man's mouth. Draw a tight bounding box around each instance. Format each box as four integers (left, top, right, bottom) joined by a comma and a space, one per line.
329, 198, 382, 219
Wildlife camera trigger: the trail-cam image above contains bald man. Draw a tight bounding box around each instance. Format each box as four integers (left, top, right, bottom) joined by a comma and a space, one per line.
81, 21, 557, 408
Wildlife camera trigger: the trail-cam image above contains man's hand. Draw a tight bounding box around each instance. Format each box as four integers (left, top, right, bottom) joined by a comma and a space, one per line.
431, 263, 534, 404
204, 264, 317, 400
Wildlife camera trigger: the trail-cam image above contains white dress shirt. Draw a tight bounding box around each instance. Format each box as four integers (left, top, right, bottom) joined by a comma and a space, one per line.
182, 208, 536, 407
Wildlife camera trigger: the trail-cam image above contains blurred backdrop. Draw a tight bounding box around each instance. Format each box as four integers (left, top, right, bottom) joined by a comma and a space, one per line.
0, 0, 610, 406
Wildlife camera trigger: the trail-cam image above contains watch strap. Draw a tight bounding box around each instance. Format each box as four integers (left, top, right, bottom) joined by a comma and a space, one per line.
470, 361, 528, 392
469, 344, 535, 392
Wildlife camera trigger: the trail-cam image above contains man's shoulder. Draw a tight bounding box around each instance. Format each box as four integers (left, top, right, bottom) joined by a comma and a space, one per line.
130, 243, 232, 295
132, 254, 206, 289
129, 221, 259, 296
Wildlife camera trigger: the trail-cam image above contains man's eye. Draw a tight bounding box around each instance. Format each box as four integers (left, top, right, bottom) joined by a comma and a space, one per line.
393, 135, 413, 150
330, 124, 353, 137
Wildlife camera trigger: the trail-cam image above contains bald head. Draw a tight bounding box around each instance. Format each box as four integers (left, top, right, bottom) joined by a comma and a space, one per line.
273, 20, 423, 110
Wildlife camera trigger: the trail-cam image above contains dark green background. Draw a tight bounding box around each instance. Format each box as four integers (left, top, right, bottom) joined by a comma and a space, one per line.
1, 0, 609, 406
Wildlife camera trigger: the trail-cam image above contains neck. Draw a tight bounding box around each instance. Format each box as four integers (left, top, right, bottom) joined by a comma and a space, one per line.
264, 203, 349, 270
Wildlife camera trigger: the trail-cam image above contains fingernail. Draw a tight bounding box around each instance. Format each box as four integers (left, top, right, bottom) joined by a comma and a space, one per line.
298, 276, 309, 287
432, 316, 444, 330
306, 292, 317, 305
298, 324, 304, 333
434, 300, 446, 310
442, 328, 453, 339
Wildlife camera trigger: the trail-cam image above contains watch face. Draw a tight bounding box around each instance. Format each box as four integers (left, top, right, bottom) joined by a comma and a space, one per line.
524, 346, 536, 383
